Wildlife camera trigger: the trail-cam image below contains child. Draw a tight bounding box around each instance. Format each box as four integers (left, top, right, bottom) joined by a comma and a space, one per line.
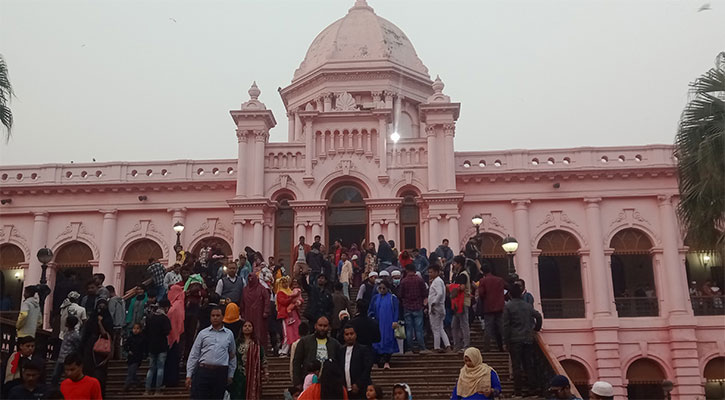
51, 315, 81, 386
7, 360, 47, 400
3, 335, 36, 394
448, 274, 467, 315
123, 322, 146, 391
303, 360, 321, 390
365, 384, 384, 400
284, 385, 302, 400
60, 352, 102, 400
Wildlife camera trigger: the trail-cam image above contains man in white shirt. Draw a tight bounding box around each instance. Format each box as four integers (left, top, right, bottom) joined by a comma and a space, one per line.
336, 324, 373, 399
163, 263, 183, 291
427, 264, 451, 352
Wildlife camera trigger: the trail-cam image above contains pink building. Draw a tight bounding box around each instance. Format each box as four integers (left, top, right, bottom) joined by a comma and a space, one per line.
0, 1, 723, 398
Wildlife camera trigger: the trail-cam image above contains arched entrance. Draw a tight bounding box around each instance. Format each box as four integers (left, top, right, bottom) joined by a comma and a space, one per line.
704, 357, 725, 399
399, 192, 420, 251
191, 237, 233, 259
626, 358, 666, 399
560, 359, 591, 398
326, 185, 367, 248
52, 241, 93, 330
0, 244, 25, 311
479, 233, 508, 278
610, 228, 658, 317
123, 239, 163, 293
537, 230, 585, 318
274, 196, 295, 266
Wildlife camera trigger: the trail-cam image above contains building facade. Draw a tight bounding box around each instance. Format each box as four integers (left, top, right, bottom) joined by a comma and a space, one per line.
0, 1, 723, 398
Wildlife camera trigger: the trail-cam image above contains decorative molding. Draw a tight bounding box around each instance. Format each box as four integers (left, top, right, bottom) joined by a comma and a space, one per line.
338, 159, 353, 176
0, 224, 30, 258
536, 210, 580, 229
609, 208, 648, 228
334, 92, 357, 111
53, 222, 99, 257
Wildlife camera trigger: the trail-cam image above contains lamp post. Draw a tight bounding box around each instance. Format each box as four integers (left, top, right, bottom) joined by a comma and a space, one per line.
36, 247, 53, 316
471, 214, 483, 254
173, 222, 185, 254
501, 235, 518, 278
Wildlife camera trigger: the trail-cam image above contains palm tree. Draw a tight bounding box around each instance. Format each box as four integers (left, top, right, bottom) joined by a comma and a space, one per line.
674, 52, 725, 250
0, 54, 13, 141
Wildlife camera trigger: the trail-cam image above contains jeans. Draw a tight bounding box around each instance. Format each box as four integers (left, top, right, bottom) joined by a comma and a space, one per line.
429, 307, 450, 349
191, 365, 228, 400
509, 342, 536, 394
483, 312, 504, 351
145, 352, 167, 391
50, 359, 64, 386
125, 362, 141, 387
451, 307, 470, 350
342, 282, 350, 299
403, 310, 426, 351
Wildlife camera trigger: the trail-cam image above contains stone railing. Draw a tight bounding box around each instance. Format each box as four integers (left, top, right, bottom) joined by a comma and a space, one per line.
541, 298, 586, 319
455, 144, 676, 173
1, 317, 57, 361
389, 139, 428, 167
314, 128, 378, 158
535, 333, 584, 399
691, 295, 725, 316
264, 143, 306, 170
0, 159, 237, 186
614, 296, 659, 317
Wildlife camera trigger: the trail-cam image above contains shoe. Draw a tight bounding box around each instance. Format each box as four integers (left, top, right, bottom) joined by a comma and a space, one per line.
384, 362, 391, 370
412, 349, 420, 355
143, 391, 151, 396
419, 349, 432, 355
445, 346, 453, 353
435, 348, 445, 353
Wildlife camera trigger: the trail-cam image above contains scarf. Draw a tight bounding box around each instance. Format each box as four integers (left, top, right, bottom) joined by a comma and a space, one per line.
244, 337, 262, 399
223, 302, 241, 324
167, 285, 185, 346
125, 293, 147, 324
276, 276, 293, 296
184, 274, 205, 292
456, 347, 494, 397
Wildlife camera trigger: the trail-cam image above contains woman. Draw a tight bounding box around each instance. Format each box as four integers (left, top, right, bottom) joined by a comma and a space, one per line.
393, 383, 413, 400
183, 273, 206, 359
367, 281, 399, 369
229, 320, 268, 400
363, 242, 377, 280
165, 284, 185, 387
81, 298, 113, 397
399, 251, 413, 269
297, 359, 349, 400
275, 276, 303, 356
242, 274, 270, 347
450, 347, 501, 399
224, 302, 243, 339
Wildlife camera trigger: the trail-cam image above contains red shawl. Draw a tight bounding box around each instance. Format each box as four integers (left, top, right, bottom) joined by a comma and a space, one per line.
167, 285, 185, 346
245, 339, 262, 399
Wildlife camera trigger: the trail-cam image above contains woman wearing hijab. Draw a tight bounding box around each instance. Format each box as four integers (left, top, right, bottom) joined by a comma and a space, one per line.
224, 302, 243, 338
367, 280, 399, 370
229, 320, 268, 399
363, 242, 377, 280
241, 274, 271, 347
164, 284, 185, 387
450, 347, 501, 399
297, 359, 349, 400
393, 383, 413, 400
275, 276, 303, 357
81, 298, 114, 397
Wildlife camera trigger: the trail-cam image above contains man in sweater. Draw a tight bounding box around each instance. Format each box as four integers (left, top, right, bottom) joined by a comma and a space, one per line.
451, 255, 472, 351
215, 263, 244, 307
503, 284, 543, 397
376, 235, 395, 269
106, 285, 125, 360
427, 264, 451, 352
15, 286, 41, 339
398, 263, 428, 354
292, 316, 342, 387
478, 263, 506, 352
145, 299, 171, 396
61, 352, 102, 400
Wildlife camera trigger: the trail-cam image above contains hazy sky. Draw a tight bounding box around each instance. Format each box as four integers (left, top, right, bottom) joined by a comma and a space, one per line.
1, 0, 723, 166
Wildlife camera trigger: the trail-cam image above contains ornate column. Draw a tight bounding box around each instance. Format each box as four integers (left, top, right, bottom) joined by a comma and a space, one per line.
377, 117, 388, 177
323, 93, 332, 112
443, 124, 456, 192
388, 221, 398, 248
512, 200, 534, 296
303, 119, 314, 180
98, 210, 117, 281
287, 111, 295, 142
296, 223, 306, 242
263, 222, 274, 259
252, 130, 266, 197
428, 215, 440, 250
426, 125, 439, 192
27, 212, 49, 293
371, 222, 382, 242
252, 220, 264, 253
294, 112, 302, 142
311, 223, 322, 241
447, 215, 460, 254
583, 198, 613, 317
232, 220, 245, 259
235, 129, 248, 197
658, 195, 689, 316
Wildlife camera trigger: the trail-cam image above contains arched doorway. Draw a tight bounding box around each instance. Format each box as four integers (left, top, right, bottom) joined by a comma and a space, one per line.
274, 196, 295, 267
191, 237, 233, 259
560, 359, 591, 398
327, 185, 367, 248
704, 357, 725, 399
610, 228, 658, 317
479, 233, 508, 279
52, 241, 93, 330
399, 192, 420, 251
0, 244, 25, 311
537, 230, 585, 318
626, 358, 666, 399
123, 239, 163, 293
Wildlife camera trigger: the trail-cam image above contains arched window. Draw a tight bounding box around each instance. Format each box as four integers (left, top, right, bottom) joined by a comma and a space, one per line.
123, 239, 163, 293
399, 192, 419, 251
327, 185, 367, 248
610, 228, 658, 317
537, 230, 585, 318
191, 237, 232, 259
52, 241, 94, 327
275, 196, 295, 266
560, 359, 591, 397
704, 357, 725, 399
626, 358, 666, 399
0, 244, 25, 311
684, 234, 724, 316
479, 233, 508, 278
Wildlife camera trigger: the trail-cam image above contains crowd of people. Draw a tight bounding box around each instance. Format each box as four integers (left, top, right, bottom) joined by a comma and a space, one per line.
2, 233, 619, 399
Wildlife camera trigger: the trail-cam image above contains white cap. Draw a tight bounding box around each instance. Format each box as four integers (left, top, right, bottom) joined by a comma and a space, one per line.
369, 271, 378, 277
379, 270, 390, 277
351, 255, 358, 260
391, 270, 402, 276
591, 381, 614, 397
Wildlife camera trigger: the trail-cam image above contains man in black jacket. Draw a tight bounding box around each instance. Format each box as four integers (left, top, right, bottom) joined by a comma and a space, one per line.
305, 242, 326, 284
350, 299, 381, 346
292, 316, 342, 387
300, 274, 333, 323
337, 323, 374, 399
503, 284, 543, 397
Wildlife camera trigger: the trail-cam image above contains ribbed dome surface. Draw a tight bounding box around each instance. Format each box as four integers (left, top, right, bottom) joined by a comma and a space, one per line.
293, 0, 429, 80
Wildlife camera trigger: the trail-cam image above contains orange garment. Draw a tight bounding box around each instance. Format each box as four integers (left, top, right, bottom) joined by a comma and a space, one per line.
449, 283, 465, 314
297, 383, 349, 400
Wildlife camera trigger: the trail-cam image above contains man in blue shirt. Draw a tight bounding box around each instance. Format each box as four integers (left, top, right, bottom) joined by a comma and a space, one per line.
185, 307, 236, 400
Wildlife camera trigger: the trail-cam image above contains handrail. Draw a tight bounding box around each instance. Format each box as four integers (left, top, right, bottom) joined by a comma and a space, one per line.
121, 263, 175, 301
535, 332, 583, 399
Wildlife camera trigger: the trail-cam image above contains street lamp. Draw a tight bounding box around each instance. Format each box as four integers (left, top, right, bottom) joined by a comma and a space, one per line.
36, 247, 53, 316
471, 214, 483, 251
173, 222, 185, 254
501, 235, 518, 277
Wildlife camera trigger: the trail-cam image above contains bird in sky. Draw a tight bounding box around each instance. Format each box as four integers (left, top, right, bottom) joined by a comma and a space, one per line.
92, 158, 96, 162
169, 17, 177, 23
698, 3, 711, 11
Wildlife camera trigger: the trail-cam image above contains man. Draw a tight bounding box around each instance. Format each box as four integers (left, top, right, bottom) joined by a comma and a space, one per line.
331, 282, 352, 339
589, 381, 614, 400
411, 248, 429, 282
16, 286, 41, 338
336, 324, 374, 399
106, 285, 125, 359
349, 299, 380, 347
215, 262, 244, 306
147, 258, 167, 300
292, 236, 311, 278
301, 274, 333, 323
356, 271, 378, 308
292, 316, 342, 387
3, 335, 36, 395
427, 264, 451, 352
313, 234, 326, 254
186, 307, 236, 400
306, 242, 326, 285
503, 284, 543, 397
515, 279, 535, 306
434, 239, 454, 264
93, 273, 110, 300
163, 263, 183, 291
60, 352, 102, 400
79, 281, 99, 316
450, 255, 472, 351
478, 263, 506, 352
376, 235, 395, 268
145, 299, 171, 396
7, 360, 47, 400
398, 263, 428, 353
60, 291, 87, 341
339, 252, 353, 299
547, 375, 583, 400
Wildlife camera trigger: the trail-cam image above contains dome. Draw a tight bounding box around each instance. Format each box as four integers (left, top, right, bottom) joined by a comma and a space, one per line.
293, 0, 429, 81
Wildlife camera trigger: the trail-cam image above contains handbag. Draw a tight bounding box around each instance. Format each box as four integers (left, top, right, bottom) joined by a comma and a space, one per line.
93, 333, 111, 355
394, 323, 406, 339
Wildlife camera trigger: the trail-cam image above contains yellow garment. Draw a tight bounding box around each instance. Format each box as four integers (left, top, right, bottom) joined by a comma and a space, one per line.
456, 347, 494, 397
277, 276, 292, 296
223, 302, 241, 324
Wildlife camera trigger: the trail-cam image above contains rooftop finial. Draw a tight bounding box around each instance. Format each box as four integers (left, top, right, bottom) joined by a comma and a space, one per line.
350, 0, 373, 12
432, 75, 445, 93
248, 81, 260, 100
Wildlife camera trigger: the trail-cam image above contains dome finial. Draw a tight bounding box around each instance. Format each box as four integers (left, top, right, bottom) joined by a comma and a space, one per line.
432, 75, 445, 93
350, 0, 373, 12
248, 81, 261, 100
